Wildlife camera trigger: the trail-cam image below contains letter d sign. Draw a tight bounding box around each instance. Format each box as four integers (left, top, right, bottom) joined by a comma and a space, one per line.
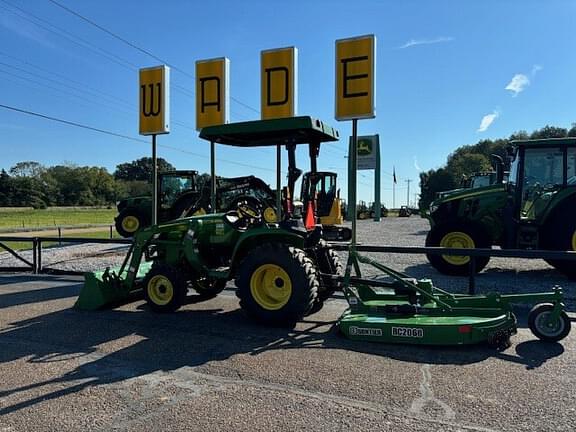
261, 47, 298, 120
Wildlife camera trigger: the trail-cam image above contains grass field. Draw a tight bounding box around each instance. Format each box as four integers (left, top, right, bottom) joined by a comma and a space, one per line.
0, 207, 116, 231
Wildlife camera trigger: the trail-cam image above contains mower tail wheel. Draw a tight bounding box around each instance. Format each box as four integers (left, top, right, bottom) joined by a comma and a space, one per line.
235, 243, 319, 326
528, 303, 571, 342
143, 265, 188, 313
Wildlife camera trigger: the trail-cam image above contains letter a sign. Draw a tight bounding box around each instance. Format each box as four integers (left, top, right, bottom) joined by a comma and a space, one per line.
139, 65, 170, 135
335, 35, 376, 121
196, 57, 230, 130
261, 47, 297, 119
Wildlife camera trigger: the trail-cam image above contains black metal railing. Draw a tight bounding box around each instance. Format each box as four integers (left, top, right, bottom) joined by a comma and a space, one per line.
0, 236, 131, 275
1, 236, 575, 294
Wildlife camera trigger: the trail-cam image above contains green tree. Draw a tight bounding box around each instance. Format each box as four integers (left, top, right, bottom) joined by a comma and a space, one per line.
114, 157, 175, 182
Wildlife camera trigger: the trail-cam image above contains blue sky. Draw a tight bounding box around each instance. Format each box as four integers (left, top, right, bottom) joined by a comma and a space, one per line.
1, 0, 575, 207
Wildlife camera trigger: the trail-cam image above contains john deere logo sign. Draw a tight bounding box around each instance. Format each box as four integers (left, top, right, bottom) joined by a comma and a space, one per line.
352, 134, 379, 170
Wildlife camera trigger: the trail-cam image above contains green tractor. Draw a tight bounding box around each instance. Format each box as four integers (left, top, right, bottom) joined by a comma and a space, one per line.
425, 138, 576, 276
78, 117, 344, 325
115, 170, 279, 237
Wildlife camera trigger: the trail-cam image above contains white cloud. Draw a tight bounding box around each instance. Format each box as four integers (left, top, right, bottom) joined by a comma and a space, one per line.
505, 74, 530, 97
397, 36, 453, 49
413, 156, 421, 171
477, 110, 499, 133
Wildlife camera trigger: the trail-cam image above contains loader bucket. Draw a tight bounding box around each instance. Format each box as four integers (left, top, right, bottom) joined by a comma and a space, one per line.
75, 262, 152, 310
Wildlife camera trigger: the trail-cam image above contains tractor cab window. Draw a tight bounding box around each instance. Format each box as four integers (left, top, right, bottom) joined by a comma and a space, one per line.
161, 176, 195, 208
520, 148, 564, 220
568, 147, 576, 186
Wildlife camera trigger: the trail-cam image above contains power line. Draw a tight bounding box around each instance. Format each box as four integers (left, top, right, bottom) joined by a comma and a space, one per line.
0, 103, 147, 143
46, 0, 260, 115
0, 103, 281, 174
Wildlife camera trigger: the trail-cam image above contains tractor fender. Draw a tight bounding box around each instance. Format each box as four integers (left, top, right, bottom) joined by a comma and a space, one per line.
230, 230, 305, 273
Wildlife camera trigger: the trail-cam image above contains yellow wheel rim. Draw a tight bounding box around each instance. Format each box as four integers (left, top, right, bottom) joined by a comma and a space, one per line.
572, 230, 576, 251
263, 207, 277, 223
147, 275, 174, 306
440, 232, 474, 266
121, 215, 140, 233
250, 264, 292, 310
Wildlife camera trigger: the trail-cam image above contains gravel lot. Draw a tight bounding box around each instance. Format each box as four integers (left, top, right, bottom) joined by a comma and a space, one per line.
0, 217, 575, 431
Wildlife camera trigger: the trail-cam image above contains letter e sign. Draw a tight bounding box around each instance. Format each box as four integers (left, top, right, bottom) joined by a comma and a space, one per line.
335, 35, 376, 121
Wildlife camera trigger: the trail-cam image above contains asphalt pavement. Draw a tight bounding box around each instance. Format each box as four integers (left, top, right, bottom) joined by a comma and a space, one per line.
0, 273, 574, 431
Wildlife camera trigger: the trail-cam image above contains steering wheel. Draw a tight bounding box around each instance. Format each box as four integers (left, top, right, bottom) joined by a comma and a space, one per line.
223, 198, 263, 230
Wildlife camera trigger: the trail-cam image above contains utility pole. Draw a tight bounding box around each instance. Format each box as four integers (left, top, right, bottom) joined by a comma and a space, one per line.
405, 179, 412, 206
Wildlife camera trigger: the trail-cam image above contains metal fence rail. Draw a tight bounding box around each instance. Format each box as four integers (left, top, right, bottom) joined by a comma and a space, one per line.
329, 243, 576, 294
0, 236, 131, 275
1, 236, 575, 294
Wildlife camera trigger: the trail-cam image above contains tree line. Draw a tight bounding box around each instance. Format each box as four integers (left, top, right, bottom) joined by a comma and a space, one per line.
0, 157, 175, 208
418, 124, 576, 209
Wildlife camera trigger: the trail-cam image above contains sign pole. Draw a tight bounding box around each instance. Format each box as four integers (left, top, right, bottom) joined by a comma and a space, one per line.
374, 141, 381, 222
350, 119, 358, 247
151, 134, 157, 225
211, 141, 216, 213
276, 144, 282, 221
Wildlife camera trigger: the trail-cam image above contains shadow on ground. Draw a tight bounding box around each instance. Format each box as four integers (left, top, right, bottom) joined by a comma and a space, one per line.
0, 275, 567, 416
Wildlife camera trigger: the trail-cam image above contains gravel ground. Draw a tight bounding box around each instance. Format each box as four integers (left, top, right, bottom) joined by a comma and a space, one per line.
1, 217, 574, 309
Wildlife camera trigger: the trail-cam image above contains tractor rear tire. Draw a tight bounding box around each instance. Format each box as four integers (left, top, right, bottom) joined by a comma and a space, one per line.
528, 303, 571, 342
540, 211, 576, 279
425, 223, 490, 276
235, 243, 319, 326
115, 209, 147, 238
192, 278, 227, 299
143, 265, 188, 313
309, 244, 344, 314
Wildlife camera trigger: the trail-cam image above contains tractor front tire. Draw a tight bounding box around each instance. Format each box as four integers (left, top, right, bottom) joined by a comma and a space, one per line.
528, 303, 571, 342
309, 244, 344, 314
115, 209, 146, 238
236, 243, 319, 326
425, 223, 490, 276
143, 265, 188, 313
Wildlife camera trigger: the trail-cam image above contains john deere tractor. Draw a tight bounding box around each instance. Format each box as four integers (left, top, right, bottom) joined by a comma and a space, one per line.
425, 137, 576, 277
115, 171, 279, 237
78, 117, 344, 325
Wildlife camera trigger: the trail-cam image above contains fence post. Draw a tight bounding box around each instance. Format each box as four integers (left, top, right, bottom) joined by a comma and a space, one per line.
110, 225, 113, 239
468, 256, 476, 295
58, 227, 62, 246
37, 239, 42, 273
32, 238, 38, 274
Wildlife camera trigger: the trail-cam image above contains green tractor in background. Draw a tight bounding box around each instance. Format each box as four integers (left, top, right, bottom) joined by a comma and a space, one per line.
115, 170, 279, 237
425, 138, 576, 277
78, 117, 344, 325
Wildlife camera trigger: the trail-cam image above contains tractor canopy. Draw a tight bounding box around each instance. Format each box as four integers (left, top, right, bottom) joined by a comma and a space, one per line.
199, 116, 339, 146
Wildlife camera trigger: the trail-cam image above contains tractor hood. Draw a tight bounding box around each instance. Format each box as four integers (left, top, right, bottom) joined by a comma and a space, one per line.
428, 184, 507, 221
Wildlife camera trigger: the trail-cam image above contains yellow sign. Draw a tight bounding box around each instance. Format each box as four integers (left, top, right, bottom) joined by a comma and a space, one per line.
196, 57, 229, 130
261, 47, 297, 119
139, 65, 170, 135
335, 35, 376, 121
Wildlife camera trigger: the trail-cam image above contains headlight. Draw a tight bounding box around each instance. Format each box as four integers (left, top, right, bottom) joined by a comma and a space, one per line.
429, 204, 439, 213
